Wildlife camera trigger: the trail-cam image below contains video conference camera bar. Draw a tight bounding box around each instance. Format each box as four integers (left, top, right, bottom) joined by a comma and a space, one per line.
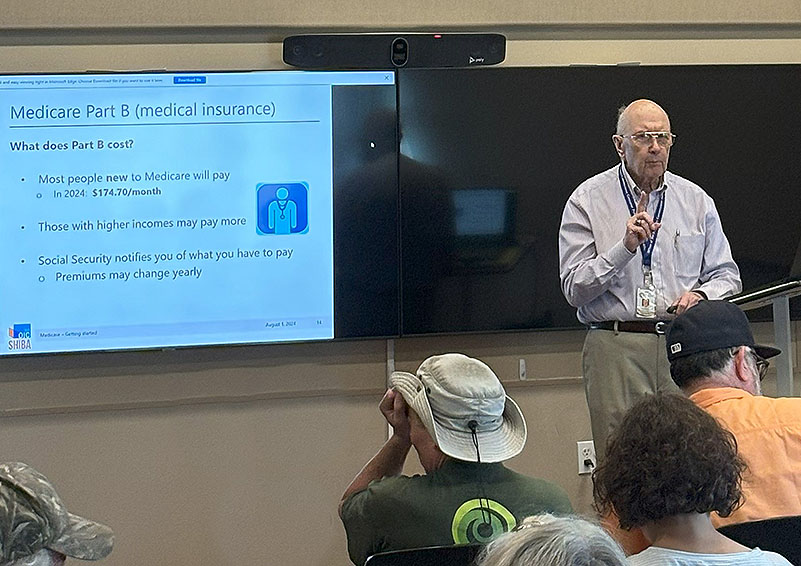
282, 33, 506, 69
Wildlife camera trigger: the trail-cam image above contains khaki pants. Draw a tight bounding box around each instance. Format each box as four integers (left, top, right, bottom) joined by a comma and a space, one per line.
583, 328, 678, 462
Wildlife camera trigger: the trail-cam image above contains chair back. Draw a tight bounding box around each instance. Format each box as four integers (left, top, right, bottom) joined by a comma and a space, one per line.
718, 516, 801, 565
364, 543, 484, 566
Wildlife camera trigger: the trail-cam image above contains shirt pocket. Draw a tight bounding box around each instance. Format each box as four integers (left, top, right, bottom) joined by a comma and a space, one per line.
672, 233, 705, 281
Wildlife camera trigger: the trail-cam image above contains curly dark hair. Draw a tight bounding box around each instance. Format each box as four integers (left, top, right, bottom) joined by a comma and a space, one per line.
592, 393, 746, 530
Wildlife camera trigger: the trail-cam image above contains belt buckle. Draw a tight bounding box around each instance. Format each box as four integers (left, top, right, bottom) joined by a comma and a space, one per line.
654, 321, 666, 335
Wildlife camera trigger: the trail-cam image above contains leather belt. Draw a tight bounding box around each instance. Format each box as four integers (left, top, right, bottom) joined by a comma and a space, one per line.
590, 321, 669, 335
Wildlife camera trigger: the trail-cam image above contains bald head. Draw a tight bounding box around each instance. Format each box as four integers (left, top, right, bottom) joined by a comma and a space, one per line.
616, 99, 671, 136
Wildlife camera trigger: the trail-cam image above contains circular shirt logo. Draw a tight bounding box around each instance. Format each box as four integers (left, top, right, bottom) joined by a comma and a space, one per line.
451, 498, 517, 544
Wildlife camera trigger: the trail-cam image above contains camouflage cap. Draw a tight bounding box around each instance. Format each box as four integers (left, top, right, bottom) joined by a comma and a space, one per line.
0, 463, 113, 566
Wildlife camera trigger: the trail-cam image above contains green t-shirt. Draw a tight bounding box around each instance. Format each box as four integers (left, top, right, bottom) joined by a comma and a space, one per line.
340, 459, 573, 565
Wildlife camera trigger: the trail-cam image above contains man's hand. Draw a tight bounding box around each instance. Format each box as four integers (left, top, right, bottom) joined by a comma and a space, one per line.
624, 192, 661, 253
670, 291, 704, 315
379, 389, 411, 443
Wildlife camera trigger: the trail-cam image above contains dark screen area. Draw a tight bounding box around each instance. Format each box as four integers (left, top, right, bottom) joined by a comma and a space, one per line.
332, 84, 400, 338
398, 65, 801, 334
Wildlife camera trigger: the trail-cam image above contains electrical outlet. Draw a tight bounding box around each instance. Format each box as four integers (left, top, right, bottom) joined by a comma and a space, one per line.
518, 358, 527, 380
577, 440, 596, 475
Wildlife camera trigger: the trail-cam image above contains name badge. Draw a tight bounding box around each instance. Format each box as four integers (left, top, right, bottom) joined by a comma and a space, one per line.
636, 268, 656, 319
636, 286, 657, 319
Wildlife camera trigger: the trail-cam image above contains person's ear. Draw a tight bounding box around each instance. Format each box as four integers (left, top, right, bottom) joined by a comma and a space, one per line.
733, 346, 754, 384
612, 134, 625, 158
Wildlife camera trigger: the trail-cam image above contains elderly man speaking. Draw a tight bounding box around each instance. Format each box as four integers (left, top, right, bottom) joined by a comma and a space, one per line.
559, 99, 741, 460
339, 353, 571, 565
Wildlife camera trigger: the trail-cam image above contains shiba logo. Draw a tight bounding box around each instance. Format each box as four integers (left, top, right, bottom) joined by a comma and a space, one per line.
8, 324, 32, 351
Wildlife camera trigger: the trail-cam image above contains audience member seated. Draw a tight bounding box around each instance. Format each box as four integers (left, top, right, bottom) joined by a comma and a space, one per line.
475, 513, 627, 566
339, 353, 573, 566
0, 462, 114, 566
666, 300, 800, 528
593, 393, 792, 565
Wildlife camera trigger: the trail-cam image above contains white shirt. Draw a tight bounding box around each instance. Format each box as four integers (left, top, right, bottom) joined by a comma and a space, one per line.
629, 546, 793, 566
559, 164, 741, 324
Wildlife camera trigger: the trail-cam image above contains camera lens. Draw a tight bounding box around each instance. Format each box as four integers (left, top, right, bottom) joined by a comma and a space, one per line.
391, 38, 408, 67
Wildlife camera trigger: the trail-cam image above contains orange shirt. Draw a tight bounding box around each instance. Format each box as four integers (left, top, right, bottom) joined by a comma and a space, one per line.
690, 387, 801, 527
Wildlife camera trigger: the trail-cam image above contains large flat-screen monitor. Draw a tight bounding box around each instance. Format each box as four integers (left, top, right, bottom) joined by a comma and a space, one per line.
398, 64, 801, 334
0, 69, 399, 355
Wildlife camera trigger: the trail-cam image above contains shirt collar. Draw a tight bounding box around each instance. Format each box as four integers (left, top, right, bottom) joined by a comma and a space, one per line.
689, 386, 752, 408
620, 161, 668, 196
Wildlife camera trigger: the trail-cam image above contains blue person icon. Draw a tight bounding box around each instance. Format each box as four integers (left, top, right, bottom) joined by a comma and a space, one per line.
268, 186, 298, 235
256, 182, 308, 235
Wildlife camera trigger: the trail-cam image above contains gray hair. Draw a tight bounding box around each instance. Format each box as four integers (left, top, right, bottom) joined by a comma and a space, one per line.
475, 514, 627, 566
615, 105, 628, 135
669, 346, 741, 389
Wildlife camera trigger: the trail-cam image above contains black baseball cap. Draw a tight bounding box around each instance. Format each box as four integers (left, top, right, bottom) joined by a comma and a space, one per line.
666, 300, 781, 362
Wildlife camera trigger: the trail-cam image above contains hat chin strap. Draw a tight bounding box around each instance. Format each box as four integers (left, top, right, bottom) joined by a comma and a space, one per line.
468, 420, 495, 538
467, 420, 482, 464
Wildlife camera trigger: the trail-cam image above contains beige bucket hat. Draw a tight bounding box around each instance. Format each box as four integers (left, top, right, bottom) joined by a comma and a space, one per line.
390, 353, 527, 463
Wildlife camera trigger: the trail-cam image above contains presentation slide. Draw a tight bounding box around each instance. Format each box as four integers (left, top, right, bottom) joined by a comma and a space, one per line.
0, 70, 395, 355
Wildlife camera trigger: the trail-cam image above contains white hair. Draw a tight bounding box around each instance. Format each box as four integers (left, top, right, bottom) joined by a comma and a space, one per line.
475, 514, 627, 566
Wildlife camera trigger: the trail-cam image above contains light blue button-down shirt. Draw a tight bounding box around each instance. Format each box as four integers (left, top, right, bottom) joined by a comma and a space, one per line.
559, 164, 741, 324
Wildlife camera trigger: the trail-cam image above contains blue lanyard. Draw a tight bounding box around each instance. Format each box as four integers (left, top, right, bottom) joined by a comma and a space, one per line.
618, 164, 665, 269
